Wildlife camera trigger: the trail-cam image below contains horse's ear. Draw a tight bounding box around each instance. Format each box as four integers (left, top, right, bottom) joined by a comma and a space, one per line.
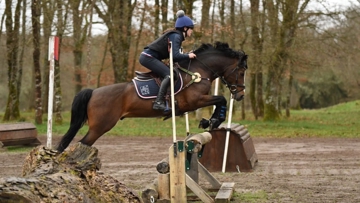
240, 54, 248, 69
241, 54, 248, 61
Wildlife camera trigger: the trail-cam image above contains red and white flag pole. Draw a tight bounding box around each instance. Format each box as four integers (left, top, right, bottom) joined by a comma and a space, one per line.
47, 36, 59, 148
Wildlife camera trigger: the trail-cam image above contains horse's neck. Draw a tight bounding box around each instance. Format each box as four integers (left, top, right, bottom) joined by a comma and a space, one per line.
186, 57, 226, 80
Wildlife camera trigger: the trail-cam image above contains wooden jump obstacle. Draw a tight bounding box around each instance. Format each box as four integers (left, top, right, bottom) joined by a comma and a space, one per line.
199, 123, 258, 172
0, 123, 41, 147
142, 132, 236, 203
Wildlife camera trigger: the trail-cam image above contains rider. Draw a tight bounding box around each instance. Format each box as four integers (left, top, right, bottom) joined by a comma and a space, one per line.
139, 10, 197, 111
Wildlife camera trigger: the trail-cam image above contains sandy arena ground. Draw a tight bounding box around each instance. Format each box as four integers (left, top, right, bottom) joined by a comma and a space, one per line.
1, 135, 360, 202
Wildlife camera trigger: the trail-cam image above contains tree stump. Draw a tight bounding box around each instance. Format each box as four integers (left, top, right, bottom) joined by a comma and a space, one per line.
0, 143, 141, 203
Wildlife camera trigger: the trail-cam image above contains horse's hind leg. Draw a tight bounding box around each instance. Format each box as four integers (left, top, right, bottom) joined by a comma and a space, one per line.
78, 108, 120, 146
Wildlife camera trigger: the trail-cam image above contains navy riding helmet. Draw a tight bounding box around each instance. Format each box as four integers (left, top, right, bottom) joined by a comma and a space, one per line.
175, 10, 194, 29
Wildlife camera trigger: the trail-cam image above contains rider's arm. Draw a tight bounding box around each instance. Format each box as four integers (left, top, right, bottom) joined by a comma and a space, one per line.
168, 33, 189, 62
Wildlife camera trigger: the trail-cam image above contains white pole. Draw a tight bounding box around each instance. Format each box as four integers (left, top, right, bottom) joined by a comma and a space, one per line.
169, 41, 176, 143
185, 112, 190, 136
179, 48, 190, 136
221, 66, 247, 172
221, 94, 234, 173
213, 78, 219, 112
47, 36, 56, 148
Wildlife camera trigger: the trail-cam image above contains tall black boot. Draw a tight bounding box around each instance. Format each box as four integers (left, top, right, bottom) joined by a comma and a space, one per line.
153, 75, 171, 111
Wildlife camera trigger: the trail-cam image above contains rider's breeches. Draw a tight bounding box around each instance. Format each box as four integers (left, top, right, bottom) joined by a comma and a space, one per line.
139, 53, 170, 78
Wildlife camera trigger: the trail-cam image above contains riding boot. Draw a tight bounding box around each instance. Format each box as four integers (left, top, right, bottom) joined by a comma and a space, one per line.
153, 75, 171, 111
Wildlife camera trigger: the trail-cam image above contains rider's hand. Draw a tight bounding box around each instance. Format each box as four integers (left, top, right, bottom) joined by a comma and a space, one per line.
188, 53, 196, 59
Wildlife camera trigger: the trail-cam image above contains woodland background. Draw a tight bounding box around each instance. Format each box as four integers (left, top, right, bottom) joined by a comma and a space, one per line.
1, 0, 359, 124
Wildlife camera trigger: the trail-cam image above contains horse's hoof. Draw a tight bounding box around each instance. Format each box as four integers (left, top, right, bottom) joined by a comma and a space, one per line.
198, 118, 210, 129
209, 118, 221, 129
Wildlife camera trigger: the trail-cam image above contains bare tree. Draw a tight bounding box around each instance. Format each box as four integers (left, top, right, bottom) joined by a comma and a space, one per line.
200, 0, 210, 41
53, 0, 68, 124
263, 0, 310, 121
161, 0, 169, 30
71, 0, 91, 94
210, 0, 216, 43
18, 0, 27, 102
130, 1, 148, 78
154, 0, 160, 38
3, 0, 22, 121
181, 0, 196, 17
249, 0, 265, 119
94, 0, 137, 83
32, 0, 42, 124
41, 0, 56, 112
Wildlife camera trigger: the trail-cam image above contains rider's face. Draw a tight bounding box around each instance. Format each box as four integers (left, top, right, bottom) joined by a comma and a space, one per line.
186, 27, 193, 37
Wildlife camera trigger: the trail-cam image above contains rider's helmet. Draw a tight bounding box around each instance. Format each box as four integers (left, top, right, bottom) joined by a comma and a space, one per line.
175, 10, 194, 30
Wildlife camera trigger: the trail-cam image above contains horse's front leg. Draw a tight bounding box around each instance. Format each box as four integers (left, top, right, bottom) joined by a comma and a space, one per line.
198, 95, 227, 130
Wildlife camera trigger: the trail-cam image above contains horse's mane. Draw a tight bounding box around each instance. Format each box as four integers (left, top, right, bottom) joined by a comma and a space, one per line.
193, 41, 241, 58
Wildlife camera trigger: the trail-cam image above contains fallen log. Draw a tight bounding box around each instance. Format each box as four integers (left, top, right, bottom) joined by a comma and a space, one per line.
185, 132, 212, 153
0, 143, 141, 203
156, 158, 170, 174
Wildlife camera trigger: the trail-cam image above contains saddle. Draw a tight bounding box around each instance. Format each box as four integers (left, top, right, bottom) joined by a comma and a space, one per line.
132, 64, 183, 99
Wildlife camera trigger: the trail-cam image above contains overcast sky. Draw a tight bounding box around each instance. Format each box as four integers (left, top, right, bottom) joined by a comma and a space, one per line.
0, 0, 357, 35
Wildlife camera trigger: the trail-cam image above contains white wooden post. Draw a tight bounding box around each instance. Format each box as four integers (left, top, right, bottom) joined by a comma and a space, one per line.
222, 94, 234, 173
169, 41, 176, 143
47, 36, 59, 148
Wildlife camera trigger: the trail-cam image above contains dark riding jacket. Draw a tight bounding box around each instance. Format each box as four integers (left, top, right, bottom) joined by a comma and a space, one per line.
144, 30, 189, 61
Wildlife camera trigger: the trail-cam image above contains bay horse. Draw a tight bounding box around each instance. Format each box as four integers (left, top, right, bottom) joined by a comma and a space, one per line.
56, 41, 248, 152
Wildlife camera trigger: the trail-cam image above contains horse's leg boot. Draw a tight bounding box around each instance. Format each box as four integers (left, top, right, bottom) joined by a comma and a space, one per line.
153, 75, 171, 111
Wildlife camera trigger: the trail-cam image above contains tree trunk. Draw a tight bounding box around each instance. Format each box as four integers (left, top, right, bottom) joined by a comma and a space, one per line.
0, 143, 141, 203
54, 0, 65, 125
200, 0, 210, 41
94, 0, 134, 83
71, 0, 89, 93
130, 1, 147, 78
154, 0, 160, 38
17, 0, 26, 104
3, 0, 21, 121
161, 0, 168, 31
32, 0, 42, 124
41, 0, 56, 113
263, 0, 280, 121
249, 0, 260, 119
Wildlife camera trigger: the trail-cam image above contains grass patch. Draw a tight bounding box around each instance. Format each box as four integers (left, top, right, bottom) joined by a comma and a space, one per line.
4, 146, 34, 153
1, 100, 359, 138
233, 190, 268, 202
245, 100, 360, 138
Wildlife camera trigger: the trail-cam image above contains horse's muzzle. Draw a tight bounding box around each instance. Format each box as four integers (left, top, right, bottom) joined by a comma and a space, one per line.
234, 94, 244, 101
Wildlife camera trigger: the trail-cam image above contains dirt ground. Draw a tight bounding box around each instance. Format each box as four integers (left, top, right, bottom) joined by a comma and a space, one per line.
1, 135, 360, 203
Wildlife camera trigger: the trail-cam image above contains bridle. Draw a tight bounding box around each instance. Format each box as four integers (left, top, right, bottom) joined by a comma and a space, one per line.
195, 57, 247, 95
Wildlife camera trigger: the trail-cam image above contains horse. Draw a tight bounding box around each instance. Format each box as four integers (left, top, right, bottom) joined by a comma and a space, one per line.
56, 41, 248, 152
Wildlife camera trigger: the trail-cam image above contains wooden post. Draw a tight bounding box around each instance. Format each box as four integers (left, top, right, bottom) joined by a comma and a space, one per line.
158, 173, 170, 200
169, 141, 186, 203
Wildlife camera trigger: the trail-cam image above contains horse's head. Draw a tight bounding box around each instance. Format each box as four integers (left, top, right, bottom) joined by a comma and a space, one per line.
193, 42, 248, 101
221, 52, 248, 101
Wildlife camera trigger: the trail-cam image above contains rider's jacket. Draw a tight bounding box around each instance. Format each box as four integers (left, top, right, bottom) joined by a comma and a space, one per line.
144, 30, 188, 61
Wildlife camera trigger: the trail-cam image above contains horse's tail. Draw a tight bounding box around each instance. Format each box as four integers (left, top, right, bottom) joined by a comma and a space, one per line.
56, 88, 93, 152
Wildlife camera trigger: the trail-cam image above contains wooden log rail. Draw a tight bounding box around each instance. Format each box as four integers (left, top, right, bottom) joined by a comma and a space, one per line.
142, 131, 235, 203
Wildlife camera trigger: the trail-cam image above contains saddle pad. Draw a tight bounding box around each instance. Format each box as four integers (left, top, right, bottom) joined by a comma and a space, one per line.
132, 74, 183, 99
